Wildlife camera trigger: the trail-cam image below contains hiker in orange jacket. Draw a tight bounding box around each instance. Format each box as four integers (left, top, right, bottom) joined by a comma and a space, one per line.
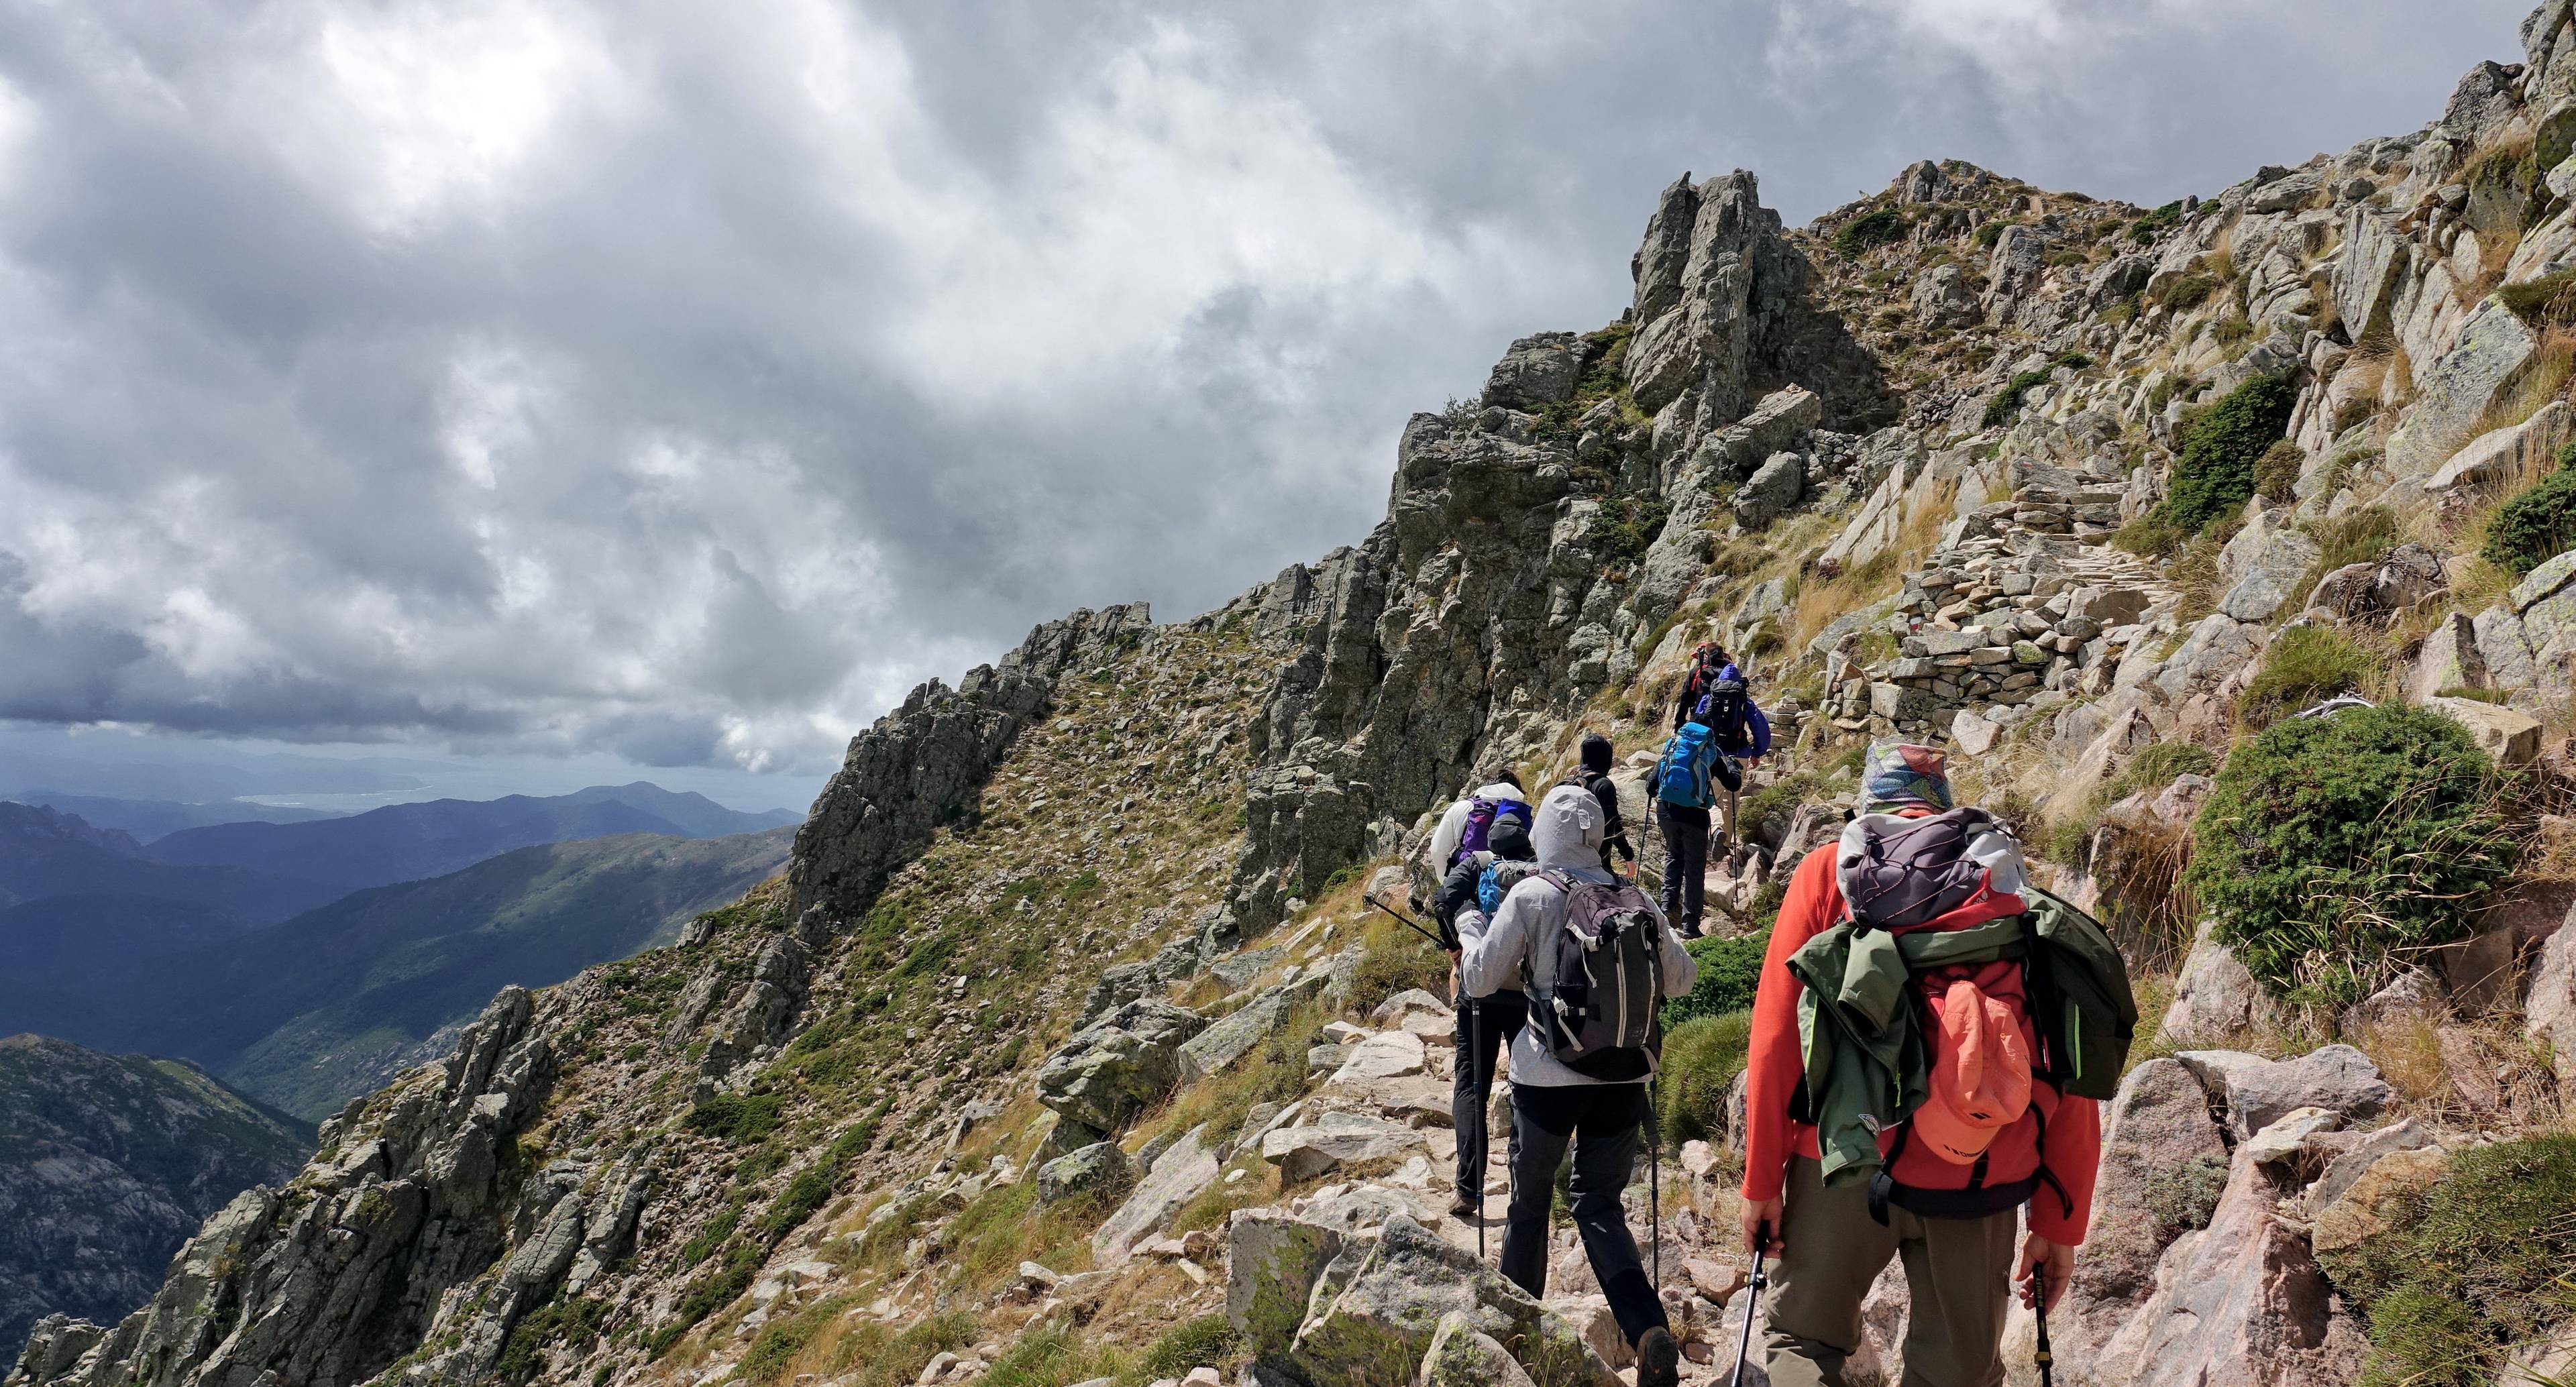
1737, 743, 2102, 1387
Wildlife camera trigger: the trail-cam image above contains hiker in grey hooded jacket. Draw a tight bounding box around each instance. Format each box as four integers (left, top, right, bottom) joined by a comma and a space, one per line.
1458, 782, 1697, 1386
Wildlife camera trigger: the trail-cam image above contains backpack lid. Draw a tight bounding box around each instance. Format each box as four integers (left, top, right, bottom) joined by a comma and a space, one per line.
1914, 977, 2035, 1164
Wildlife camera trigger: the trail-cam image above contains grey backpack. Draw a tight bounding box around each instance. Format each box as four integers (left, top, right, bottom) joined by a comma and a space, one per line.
1525, 871, 1666, 1081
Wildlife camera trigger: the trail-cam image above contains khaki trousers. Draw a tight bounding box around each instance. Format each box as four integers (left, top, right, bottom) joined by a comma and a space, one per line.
1760, 1157, 2019, 1387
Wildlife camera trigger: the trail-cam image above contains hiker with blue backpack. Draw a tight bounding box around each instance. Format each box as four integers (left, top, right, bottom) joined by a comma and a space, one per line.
1656, 647, 1770, 937
1430, 813, 1538, 1222
1458, 783, 1699, 1387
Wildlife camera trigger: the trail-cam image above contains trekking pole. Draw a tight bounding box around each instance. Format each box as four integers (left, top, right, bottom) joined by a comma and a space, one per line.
1361, 893, 1452, 952
2031, 1272, 2056, 1387
1729, 1223, 1770, 1387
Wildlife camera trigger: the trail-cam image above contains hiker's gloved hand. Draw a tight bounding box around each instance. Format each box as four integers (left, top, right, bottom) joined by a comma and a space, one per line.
2016, 1233, 2073, 1311
1738, 1197, 1783, 1256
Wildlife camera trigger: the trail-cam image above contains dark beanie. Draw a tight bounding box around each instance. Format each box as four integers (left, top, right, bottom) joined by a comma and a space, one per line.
1580, 732, 1613, 777
1488, 816, 1535, 861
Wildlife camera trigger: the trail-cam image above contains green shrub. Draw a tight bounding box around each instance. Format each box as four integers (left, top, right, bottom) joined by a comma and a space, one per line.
2317, 1135, 2576, 1387
2101, 742, 2218, 805
2185, 703, 2519, 1007
1835, 208, 1908, 257
2159, 375, 2298, 532
2158, 273, 2220, 312
985, 1327, 1120, 1387
1120, 1316, 1243, 1386
2238, 626, 2373, 726
2309, 504, 2402, 576
2141, 1152, 2229, 1239
1737, 772, 1841, 845
2481, 445, 2576, 575
1981, 370, 2057, 429
1974, 221, 2008, 248
1658, 1011, 1754, 1146
1590, 496, 1672, 567
2129, 201, 2186, 243
2500, 268, 2576, 327
682, 1093, 784, 1144
2253, 440, 2306, 502
1665, 930, 1770, 1029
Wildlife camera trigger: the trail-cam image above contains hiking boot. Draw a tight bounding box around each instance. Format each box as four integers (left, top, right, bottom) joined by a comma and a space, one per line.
1679, 920, 1705, 940
1635, 1326, 1680, 1387
1446, 1195, 1478, 1219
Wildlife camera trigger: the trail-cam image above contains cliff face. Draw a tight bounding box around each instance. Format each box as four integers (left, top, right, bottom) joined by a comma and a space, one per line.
0, 1038, 309, 1360
21, 5, 2576, 1386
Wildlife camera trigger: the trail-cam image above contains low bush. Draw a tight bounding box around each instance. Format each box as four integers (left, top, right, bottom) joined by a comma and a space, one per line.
2317, 1134, 2576, 1387
1121, 1316, 1244, 1386
2141, 1152, 2229, 1239
2159, 376, 2298, 532
2481, 443, 2576, 575
2129, 201, 2186, 243
2253, 439, 2306, 502
2238, 625, 2373, 726
1835, 208, 1908, 257
1590, 496, 1672, 567
1665, 930, 1770, 1029
682, 1093, 784, 1144
2500, 268, 2576, 327
2185, 703, 2519, 1007
1974, 221, 2008, 248
2309, 504, 2402, 577
1658, 1011, 1754, 1146
2157, 274, 2220, 312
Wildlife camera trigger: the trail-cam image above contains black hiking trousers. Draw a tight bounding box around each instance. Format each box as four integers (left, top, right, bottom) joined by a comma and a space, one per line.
1451, 988, 1527, 1204
1656, 800, 1711, 934
1500, 1082, 1671, 1349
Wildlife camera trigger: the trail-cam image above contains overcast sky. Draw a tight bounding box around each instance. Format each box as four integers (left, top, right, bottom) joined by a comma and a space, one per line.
0, 0, 2532, 794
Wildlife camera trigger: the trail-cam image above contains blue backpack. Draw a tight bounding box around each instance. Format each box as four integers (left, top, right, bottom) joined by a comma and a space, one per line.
1477, 857, 1540, 915
1655, 723, 1716, 808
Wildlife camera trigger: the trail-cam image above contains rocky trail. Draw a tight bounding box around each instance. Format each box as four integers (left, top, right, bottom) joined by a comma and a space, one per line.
17, 4, 2576, 1386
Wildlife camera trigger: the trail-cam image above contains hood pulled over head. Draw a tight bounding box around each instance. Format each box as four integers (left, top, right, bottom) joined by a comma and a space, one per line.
1532, 783, 1605, 869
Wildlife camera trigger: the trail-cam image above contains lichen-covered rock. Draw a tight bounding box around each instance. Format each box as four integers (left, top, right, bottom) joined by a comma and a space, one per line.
2054, 1059, 2232, 1386
1093, 1125, 1220, 1266
2200, 1045, 2394, 1140
1227, 1211, 1345, 1363
1036, 1142, 1137, 1208
2157, 921, 2282, 1045
1420, 1313, 1538, 1387
1035, 998, 1208, 1137
1287, 1216, 1614, 1387
1481, 333, 1585, 410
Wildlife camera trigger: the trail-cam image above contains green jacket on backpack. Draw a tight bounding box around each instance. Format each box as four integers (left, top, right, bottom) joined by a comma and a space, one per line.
1786, 889, 2135, 1190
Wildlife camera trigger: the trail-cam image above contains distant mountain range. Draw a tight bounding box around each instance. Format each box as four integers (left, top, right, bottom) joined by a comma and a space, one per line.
0, 791, 339, 842
141, 781, 799, 901
0, 784, 802, 1116
0, 1035, 310, 1356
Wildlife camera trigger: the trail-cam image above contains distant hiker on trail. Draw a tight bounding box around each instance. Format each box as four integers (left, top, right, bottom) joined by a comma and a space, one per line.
1460, 783, 1699, 1387
1425, 765, 1529, 877
1654, 651, 1768, 937
1433, 812, 1536, 1223
1565, 732, 1638, 877
1737, 744, 2114, 1387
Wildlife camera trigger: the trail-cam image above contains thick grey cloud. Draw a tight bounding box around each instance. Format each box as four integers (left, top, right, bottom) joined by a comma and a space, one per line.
0, 0, 2531, 775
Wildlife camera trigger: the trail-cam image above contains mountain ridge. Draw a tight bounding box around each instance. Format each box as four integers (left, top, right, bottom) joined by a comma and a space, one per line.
19, 9, 2576, 1387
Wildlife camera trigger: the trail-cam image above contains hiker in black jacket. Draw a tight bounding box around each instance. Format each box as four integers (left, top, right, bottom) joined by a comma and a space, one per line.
1566, 732, 1637, 876
1435, 815, 1536, 1222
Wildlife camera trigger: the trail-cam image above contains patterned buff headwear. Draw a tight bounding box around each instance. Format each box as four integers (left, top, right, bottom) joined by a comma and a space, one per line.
1862, 741, 1954, 813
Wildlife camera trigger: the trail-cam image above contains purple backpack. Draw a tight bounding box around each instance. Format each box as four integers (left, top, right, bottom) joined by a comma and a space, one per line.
1453, 795, 1532, 867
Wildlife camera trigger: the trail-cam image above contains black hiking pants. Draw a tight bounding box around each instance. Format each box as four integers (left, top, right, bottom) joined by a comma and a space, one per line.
1451, 988, 1527, 1205
1656, 800, 1711, 934
1501, 1082, 1670, 1349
